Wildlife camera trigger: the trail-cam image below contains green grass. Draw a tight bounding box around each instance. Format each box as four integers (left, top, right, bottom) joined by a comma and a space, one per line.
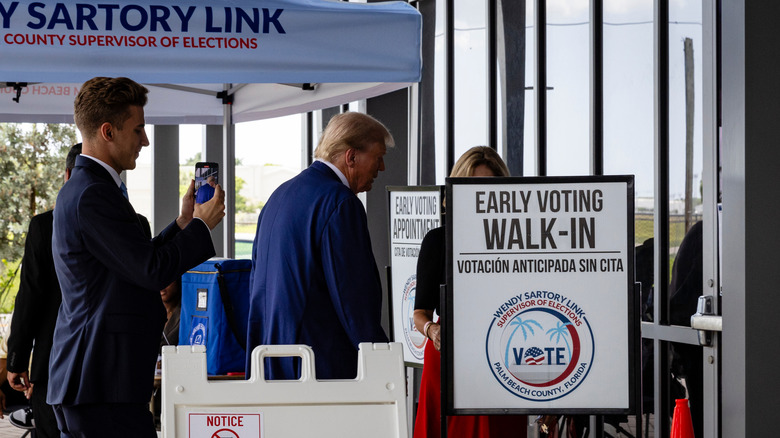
236, 223, 256, 234
234, 240, 253, 259
636, 214, 702, 280
635, 214, 696, 248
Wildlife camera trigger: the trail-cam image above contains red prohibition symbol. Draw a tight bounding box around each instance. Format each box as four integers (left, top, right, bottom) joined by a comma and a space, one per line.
211, 428, 240, 438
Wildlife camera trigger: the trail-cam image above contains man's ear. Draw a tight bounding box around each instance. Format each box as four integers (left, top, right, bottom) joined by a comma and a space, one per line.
99, 122, 113, 141
344, 148, 357, 167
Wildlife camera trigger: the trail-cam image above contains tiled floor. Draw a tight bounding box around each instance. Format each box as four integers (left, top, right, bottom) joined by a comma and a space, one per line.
0, 411, 653, 438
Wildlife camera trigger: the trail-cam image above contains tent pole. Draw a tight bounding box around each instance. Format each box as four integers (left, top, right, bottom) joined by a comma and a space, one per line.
222, 83, 236, 258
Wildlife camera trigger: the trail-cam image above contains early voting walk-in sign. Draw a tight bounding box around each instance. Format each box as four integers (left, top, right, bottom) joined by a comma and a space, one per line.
387, 186, 443, 366
444, 176, 637, 414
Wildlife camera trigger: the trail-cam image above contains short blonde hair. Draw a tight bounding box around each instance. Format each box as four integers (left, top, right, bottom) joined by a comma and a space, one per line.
313, 112, 394, 162
450, 146, 510, 177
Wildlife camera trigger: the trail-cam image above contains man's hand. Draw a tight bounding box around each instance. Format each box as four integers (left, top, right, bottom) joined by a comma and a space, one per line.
194, 184, 226, 230
7, 370, 30, 394
176, 180, 197, 229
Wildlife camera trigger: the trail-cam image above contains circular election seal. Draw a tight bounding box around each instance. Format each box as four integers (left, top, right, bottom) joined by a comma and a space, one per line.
401, 274, 426, 360
485, 291, 594, 401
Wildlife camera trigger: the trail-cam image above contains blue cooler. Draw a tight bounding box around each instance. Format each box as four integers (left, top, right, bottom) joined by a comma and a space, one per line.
179, 258, 251, 375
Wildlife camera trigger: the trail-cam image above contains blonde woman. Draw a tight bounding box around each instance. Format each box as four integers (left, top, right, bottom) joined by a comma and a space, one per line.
413, 146, 526, 438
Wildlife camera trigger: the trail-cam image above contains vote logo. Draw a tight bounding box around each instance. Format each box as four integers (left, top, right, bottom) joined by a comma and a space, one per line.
485, 291, 594, 401
401, 274, 426, 360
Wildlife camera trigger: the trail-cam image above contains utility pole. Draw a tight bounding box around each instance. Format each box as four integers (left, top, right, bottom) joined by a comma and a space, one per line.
684, 37, 695, 232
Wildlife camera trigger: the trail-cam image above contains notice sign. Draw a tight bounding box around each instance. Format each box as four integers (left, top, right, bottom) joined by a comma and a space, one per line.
387, 186, 443, 366
445, 176, 635, 413
189, 413, 262, 438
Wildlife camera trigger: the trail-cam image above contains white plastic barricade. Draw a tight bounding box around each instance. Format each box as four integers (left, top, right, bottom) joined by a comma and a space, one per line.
161, 343, 408, 438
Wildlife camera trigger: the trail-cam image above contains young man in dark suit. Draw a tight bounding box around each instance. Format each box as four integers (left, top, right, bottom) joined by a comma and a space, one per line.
48, 76, 225, 437
7, 144, 156, 437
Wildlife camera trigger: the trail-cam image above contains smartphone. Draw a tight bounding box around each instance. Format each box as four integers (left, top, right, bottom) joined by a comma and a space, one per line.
194, 162, 219, 203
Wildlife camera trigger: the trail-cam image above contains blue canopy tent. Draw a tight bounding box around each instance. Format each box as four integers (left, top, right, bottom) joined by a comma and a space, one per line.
0, 0, 422, 254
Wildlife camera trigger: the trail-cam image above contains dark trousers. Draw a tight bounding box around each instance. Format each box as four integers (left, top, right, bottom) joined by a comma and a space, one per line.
30, 381, 59, 438
53, 403, 156, 438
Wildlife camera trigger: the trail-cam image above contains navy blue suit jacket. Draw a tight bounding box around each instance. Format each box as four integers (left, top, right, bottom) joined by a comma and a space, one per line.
48, 156, 216, 405
246, 161, 388, 380
8, 211, 150, 385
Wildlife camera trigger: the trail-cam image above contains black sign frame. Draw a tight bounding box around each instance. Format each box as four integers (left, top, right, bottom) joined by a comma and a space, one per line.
442, 175, 638, 416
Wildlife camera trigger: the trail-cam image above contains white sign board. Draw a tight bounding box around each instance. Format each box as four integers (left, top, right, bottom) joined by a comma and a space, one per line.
387, 186, 443, 366
162, 343, 408, 438
445, 176, 636, 414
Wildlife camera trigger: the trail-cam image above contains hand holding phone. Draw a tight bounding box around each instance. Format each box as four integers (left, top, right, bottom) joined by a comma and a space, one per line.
194, 162, 219, 204
193, 183, 226, 230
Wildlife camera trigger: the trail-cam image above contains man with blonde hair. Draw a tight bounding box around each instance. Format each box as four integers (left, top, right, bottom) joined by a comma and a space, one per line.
246, 112, 391, 380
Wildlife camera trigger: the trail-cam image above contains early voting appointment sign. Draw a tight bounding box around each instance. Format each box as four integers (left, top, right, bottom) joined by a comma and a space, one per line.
444, 176, 636, 414
387, 186, 442, 366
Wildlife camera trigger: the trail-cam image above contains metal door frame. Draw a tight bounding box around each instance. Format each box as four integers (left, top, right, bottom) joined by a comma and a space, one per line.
699, 0, 721, 436
640, 0, 720, 437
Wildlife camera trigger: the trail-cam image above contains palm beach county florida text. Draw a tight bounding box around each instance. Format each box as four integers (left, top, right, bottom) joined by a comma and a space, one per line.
457, 188, 624, 274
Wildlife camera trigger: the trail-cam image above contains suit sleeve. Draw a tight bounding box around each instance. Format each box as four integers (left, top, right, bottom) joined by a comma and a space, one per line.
320, 196, 388, 347
77, 183, 215, 291
7, 216, 53, 373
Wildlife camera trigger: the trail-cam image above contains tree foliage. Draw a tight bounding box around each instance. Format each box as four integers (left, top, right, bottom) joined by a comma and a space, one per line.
182, 152, 201, 166
234, 176, 260, 213
0, 123, 78, 283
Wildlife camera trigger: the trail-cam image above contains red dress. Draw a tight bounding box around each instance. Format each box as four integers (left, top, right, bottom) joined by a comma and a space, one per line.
413, 321, 527, 438
414, 228, 526, 438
